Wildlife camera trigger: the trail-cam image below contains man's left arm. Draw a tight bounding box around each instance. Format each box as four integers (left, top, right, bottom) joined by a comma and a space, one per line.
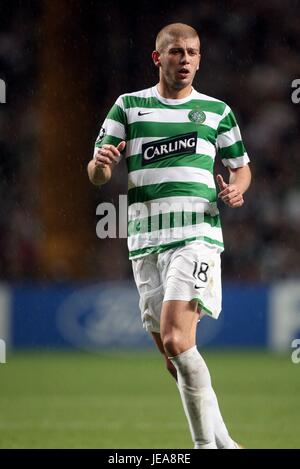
216, 104, 251, 208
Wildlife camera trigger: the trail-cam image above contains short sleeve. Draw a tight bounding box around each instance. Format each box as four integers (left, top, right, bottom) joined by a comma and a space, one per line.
216, 105, 250, 169
93, 96, 127, 162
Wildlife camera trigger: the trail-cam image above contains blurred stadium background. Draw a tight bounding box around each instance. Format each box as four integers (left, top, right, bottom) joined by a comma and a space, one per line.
0, 0, 299, 449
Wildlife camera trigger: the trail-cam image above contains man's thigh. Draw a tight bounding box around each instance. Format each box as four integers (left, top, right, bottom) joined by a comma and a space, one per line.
160, 299, 199, 355
132, 254, 163, 333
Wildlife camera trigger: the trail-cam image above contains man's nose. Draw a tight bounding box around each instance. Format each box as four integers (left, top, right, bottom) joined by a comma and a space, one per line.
180, 51, 190, 63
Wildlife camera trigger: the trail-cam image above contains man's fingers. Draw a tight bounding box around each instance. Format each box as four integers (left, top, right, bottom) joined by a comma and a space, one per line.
218, 186, 238, 198
217, 179, 244, 208
222, 189, 241, 202
98, 147, 118, 164
97, 141, 126, 163
231, 198, 244, 208
117, 140, 126, 152
104, 140, 126, 154
101, 145, 120, 158
223, 194, 244, 207
216, 174, 228, 191
227, 194, 243, 205
95, 156, 110, 167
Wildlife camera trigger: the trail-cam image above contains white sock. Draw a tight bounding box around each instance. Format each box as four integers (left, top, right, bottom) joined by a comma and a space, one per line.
171, 346, 237, 449
211, 388, 236, 449
170, 346, 217, 449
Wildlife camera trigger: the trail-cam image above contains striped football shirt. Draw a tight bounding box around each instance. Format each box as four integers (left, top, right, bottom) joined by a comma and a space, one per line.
94, 85, 250, 259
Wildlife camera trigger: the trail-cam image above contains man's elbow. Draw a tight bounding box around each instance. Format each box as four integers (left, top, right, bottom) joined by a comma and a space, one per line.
245, 164, 252, 183
87, 160, 96, 184
242, 164, 252, 192
231, 164, 251, 180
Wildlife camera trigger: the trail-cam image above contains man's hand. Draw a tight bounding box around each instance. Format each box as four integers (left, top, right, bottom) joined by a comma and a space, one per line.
216, 174, 244, 208
87, 140, 126, 186
94, 141, 126, 168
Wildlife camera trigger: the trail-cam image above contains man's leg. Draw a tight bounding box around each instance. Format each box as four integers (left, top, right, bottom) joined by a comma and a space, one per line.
159, 299, 217, 449
151, 331, 177, 380
151, 302, 237, 449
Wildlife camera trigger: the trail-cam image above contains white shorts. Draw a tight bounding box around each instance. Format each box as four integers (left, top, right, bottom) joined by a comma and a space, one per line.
132, 241, 222, 333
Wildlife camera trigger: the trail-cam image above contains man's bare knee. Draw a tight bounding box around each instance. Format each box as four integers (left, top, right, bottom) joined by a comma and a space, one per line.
162, 332, 183, 357
160, 300, 199, 356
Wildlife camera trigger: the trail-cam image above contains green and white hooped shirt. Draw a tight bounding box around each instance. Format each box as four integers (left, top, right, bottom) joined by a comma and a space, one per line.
94, 85, 250, 259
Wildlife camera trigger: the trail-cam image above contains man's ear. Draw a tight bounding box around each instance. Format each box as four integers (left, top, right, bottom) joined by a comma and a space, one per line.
196, 53, 201, 71
152, 50, 161, 68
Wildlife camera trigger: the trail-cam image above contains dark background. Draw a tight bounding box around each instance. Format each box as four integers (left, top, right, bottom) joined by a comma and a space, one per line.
0, 0, 299, 283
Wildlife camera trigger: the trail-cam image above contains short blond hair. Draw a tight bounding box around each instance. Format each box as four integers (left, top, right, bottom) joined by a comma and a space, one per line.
155, 23, 200, 52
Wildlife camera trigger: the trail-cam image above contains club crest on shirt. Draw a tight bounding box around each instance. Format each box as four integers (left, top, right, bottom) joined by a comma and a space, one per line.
188, 109, 206, 124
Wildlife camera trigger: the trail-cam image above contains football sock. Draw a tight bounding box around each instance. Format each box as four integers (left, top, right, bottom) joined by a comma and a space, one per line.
170, 345, 236, 449
170, 345, 217, 449
211, 388, 237, 449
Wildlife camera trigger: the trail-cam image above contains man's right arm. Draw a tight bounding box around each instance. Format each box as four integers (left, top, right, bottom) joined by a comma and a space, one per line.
88, 94, 127, 186
87, 141, 126, 186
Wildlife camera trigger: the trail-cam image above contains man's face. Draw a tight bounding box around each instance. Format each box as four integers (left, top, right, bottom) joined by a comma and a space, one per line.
155, 36, 201, 90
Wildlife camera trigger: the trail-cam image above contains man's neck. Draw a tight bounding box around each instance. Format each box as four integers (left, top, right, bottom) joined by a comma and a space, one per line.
157, 82, 193, 100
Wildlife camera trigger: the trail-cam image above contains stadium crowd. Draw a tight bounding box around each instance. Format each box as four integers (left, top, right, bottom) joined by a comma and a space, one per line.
0, 1, 40, 280
0, 0, 299, 281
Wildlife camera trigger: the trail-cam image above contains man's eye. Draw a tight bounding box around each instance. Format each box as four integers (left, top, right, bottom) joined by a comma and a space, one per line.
170, 49, 198, 56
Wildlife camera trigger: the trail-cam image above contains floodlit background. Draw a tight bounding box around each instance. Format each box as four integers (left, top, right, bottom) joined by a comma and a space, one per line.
0, 0, 299, 449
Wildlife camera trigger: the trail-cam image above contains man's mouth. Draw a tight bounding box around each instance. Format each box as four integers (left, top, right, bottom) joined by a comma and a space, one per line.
177, 68, 190, 78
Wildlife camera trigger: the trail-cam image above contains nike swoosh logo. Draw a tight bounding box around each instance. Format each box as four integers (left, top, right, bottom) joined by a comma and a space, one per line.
194, 285, 205, 289
138, 111, 152, 116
